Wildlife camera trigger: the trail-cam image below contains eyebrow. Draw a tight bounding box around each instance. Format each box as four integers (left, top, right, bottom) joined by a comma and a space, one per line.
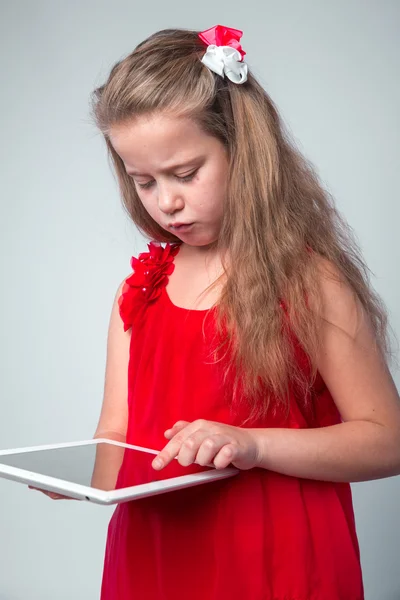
126, 158, 203, 177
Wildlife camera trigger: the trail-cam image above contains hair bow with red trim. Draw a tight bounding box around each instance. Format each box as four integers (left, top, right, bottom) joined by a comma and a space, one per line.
198, 24, 248, 84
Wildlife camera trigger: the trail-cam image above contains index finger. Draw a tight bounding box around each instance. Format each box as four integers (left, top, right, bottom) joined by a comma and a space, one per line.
152, 425, 193, 470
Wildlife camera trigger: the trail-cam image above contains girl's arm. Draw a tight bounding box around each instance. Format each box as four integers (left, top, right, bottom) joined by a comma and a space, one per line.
93, 281, 130, 443
31, 283, 130, 499
90, 282, 130, 490
252, 258, 400, 482
154, 258, 400, 483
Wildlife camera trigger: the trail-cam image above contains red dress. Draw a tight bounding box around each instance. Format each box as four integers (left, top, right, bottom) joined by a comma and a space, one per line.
101, 242, 364, 600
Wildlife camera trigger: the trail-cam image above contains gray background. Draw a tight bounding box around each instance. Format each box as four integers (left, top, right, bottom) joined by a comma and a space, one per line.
0, 1, 399, 598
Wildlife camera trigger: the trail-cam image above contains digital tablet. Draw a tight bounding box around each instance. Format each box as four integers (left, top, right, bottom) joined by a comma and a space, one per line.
0, 438, 239, 505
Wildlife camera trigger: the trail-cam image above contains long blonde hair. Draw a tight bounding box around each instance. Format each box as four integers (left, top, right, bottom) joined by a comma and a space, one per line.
91, 28, 394, 420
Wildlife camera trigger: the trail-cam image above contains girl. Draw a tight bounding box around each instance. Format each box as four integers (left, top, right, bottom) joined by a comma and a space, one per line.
90, 25, 400, 600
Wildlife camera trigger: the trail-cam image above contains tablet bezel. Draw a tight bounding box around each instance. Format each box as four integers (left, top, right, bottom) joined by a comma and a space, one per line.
0, 438, 239, 505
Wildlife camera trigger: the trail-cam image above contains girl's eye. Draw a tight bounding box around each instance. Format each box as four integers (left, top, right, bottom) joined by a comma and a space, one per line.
137, 180, 154, 190
178, 170, 197, 183
136, 170, 198, 190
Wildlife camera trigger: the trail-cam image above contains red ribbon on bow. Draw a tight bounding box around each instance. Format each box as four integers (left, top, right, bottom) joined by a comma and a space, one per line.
198, 25, 246, 60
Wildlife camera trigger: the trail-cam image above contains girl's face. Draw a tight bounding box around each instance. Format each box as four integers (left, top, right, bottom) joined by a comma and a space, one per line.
109, 114, 229, 248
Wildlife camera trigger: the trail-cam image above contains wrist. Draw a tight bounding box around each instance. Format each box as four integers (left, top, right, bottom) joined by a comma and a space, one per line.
247, 428, 271, 469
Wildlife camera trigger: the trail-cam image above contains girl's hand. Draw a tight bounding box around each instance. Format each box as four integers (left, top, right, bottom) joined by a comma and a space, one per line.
152, 420, 261, 471
28, 485, 77, 500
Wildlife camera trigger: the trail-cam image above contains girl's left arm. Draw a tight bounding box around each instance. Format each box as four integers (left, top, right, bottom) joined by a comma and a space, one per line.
252, 259, 400, 482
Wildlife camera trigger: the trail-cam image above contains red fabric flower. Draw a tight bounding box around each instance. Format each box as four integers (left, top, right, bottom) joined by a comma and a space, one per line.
118, 241, 181, 331
198, 25, 246, 60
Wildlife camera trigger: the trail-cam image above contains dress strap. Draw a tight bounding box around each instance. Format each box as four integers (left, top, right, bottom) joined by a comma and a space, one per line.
118, 241, 181, 331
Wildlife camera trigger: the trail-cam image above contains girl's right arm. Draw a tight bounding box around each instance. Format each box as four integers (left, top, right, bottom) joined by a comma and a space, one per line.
88, 282, 131, 493
93, 280, 131, 443
30, 281, 130, 500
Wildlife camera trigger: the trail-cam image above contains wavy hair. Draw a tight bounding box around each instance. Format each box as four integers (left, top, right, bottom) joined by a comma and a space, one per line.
91, 28, 394, 420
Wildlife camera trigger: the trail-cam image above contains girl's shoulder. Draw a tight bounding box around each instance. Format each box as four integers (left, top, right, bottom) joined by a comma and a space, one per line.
118, 241, 181, 331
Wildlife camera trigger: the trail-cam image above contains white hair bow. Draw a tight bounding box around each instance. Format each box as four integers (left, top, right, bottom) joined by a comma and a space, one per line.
201, 45, 248, 84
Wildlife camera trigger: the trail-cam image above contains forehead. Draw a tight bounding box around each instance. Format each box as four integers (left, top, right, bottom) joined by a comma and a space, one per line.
109, 114, 215, 173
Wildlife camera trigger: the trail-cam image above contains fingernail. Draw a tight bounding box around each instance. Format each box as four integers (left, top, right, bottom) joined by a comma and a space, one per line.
153, 458, 163, 469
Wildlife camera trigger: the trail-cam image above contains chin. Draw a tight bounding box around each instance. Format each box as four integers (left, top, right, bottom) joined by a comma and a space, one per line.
185, 237, 219, 250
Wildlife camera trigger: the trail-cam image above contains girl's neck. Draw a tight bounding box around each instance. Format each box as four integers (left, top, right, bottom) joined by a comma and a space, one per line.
168, 243, 226, 311
178, 242, 221, 263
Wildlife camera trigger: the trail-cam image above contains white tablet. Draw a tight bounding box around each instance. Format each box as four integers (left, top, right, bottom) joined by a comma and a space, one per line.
0, 438, 239, 505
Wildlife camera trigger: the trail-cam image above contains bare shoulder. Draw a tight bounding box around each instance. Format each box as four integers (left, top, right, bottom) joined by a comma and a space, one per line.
308, 254, 363, 340
111, 277, 128, 317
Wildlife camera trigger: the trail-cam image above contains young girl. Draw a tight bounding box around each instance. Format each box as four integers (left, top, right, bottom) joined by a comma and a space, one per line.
90, 25, 400, 600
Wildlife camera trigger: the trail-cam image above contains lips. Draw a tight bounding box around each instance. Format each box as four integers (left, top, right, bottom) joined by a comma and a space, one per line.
169, 222, 194, 229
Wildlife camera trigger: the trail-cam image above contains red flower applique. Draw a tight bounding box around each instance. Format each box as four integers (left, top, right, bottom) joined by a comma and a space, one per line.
118, 241, 181, 331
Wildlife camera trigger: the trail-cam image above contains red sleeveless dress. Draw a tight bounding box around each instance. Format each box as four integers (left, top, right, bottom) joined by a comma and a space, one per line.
101, 242, 364, 600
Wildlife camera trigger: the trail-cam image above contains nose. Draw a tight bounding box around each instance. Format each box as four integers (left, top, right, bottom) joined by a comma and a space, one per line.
157, 182, 185, 215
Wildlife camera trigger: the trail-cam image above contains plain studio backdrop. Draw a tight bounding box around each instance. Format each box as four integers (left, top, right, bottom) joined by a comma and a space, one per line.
0, 1, 399, 598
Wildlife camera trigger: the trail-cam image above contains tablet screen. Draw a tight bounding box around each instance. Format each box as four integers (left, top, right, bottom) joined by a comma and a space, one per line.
0, 442, 213, 491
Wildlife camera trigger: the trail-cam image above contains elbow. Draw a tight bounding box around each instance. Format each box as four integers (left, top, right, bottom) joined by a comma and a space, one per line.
378, 426, 400, 478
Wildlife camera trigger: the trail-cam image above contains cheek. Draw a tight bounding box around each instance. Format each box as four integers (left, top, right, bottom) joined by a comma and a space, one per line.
137, 193, 156, 216
209, 163, 228, 196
